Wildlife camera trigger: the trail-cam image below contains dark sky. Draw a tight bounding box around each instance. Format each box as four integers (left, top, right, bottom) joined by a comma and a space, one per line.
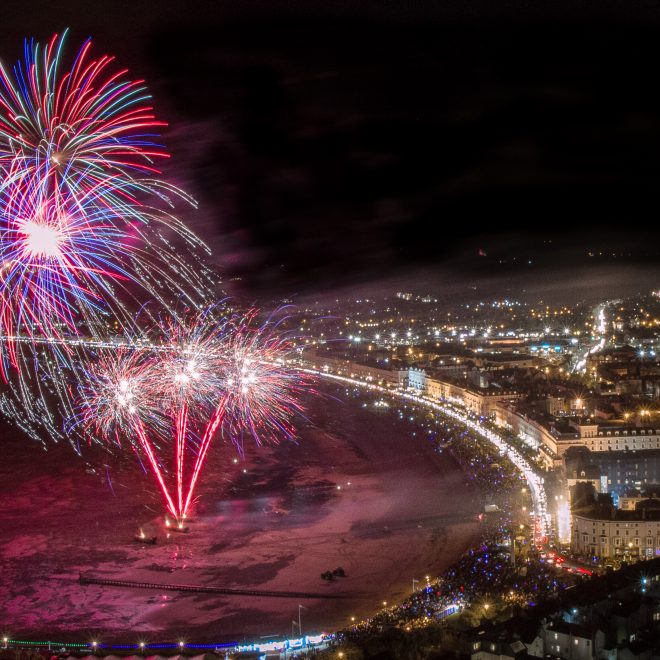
1, 1, 659, 296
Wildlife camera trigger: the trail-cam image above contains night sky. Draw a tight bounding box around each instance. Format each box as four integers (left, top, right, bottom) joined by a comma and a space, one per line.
1, 0, 659, 296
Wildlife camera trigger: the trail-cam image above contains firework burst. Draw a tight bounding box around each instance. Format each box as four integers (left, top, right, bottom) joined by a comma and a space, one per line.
77, 347, 178, 517
0, 30, 167, 202
0, 31, 214, 438
180, 309, 308, 518
0, 30, 310, 526
72, 309, 309, 523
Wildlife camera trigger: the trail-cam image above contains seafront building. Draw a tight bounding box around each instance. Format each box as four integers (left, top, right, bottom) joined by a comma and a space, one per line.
305, 348, 660, 469
302, 339, 660, 557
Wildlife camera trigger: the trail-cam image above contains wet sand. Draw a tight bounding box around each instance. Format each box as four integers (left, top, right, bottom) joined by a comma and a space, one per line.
0, 382, 484, 641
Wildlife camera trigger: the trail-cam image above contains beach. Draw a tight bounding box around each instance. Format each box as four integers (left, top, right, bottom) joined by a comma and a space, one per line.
0, 382, 484, 641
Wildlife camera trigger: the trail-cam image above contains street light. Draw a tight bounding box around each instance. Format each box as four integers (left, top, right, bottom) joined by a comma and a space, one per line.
296, 604, 306, 636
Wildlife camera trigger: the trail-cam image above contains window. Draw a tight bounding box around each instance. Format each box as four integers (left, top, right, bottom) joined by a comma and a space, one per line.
574, 639, 579, 645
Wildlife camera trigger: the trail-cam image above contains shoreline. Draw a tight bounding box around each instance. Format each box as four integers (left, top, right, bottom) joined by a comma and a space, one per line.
0, 382, 488, 641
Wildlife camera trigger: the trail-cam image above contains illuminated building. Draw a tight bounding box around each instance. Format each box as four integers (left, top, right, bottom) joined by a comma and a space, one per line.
571, 497, 660, 560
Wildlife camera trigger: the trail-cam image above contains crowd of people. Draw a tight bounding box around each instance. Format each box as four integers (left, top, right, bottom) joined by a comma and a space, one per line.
333, 404, 576, 656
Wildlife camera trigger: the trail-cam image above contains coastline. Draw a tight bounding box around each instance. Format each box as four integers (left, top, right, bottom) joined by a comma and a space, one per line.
0, 382, 487, 641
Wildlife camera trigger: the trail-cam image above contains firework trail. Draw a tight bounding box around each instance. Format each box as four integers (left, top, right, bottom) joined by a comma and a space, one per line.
151, 307, 229, 520
0, 171, 134, 351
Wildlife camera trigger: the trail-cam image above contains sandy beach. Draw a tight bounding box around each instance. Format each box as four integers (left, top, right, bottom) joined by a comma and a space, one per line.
0, 382, 484, 641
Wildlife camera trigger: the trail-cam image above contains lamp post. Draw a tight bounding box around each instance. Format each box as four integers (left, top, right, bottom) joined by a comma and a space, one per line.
412, 578, 419, 592
297, 604, 306, 636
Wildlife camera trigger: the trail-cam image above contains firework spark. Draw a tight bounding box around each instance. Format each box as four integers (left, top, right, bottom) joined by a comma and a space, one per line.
0, 30, 167, 203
